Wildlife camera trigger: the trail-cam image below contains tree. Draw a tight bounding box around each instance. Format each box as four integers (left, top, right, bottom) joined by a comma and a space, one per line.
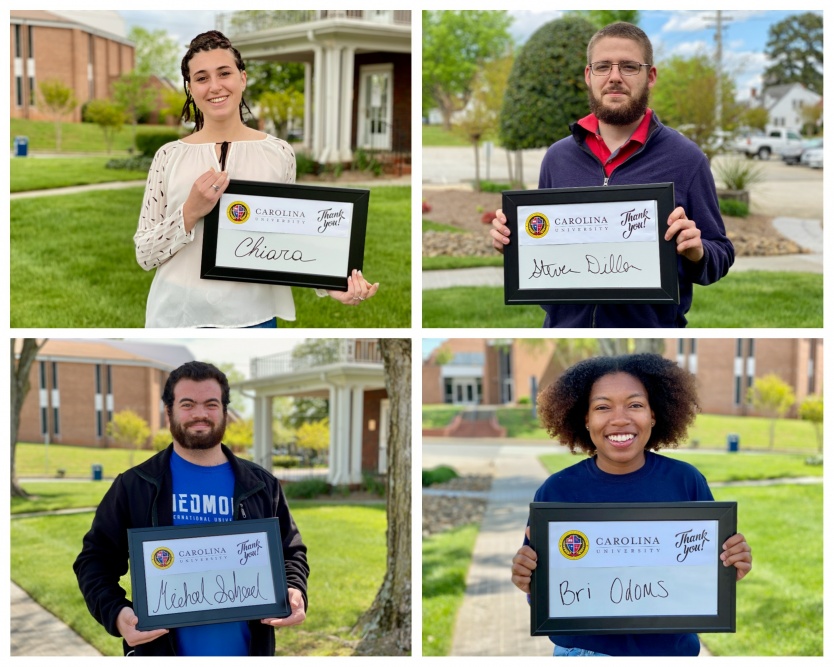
799, 394, 823, 454
763, 12, 823, 95
651, 54, 740, 161
106, 410, 151, 467
500, 16, 596, 152
224, 418, 254, 453
129, 26, 181, 81
574, 10, 640, 29
423, 10, 514, 130
597, 339, 665, 356
740, 106, 770, 132
354, 339, 411, 655
152, 428, 172, 451
84, 99, 127, 154
209, 361, 247, 416
38, 79, 77, 152
112, 72, 158, 148
800, 103, 823, 136
259, 89, 304, 139
246, 61, 306, 102
159, 87, 187, 125
294, 419, 329, 465
11, 339, 47, 498
747, 374, 795, 450
455, 55, 514, 190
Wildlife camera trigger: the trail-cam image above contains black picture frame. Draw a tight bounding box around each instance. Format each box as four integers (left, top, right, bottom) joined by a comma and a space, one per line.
529, 502, 737, 636
503, 183, 678, 305
128, 518, 290, 631
201, 180, 369, 291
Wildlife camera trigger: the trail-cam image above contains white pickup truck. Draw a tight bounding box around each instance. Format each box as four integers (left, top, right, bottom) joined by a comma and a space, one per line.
733, 128, 803, 160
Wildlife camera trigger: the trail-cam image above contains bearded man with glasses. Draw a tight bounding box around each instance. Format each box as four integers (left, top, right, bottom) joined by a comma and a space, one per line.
491, 22, 734, 328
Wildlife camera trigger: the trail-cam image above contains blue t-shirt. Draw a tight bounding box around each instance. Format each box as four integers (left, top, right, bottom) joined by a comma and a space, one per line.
529, 451, 714, 656
170, 450, 251, 656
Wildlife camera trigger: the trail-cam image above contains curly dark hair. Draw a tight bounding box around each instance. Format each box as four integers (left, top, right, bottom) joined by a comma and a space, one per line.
179, 30, 252, 132
162, 361, 230, 415
538, 353, 699, 455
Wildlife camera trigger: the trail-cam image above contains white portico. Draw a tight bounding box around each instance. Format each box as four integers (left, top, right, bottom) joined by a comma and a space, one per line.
235, 340, 387, 485
222, 10, 411, 165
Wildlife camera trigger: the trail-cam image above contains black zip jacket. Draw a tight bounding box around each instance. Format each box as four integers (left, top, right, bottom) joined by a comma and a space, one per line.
73, 444, 309, 656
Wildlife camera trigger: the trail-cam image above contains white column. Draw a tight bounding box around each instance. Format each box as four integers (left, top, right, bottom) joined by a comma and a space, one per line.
339, 46, 355, 162
349, 386, 364, 484
253, 395, 273, 471
303, 62, 312, 151
329, 385, 352, 485
312, 45, 324, 163
327, 385, 337, 484
321, 45, 342, 164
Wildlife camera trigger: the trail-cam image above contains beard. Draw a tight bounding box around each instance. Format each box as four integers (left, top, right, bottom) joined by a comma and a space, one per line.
169, 412, 226, 451
587, 81, 650, 126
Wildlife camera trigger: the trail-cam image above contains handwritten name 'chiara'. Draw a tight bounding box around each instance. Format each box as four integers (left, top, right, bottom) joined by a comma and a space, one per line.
235, 236, 316, 262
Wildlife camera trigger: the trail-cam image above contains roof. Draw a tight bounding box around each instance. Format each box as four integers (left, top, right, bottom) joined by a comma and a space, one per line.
15, 339, 193, 370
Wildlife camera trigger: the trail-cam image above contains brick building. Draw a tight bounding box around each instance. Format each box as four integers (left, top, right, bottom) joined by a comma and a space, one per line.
17, 340, 193, 447
10, 10, 134, 122
423, 339, 823, 418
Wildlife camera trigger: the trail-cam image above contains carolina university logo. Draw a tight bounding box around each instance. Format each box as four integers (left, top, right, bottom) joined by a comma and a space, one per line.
525, 212, 549, 238
559, 530, 589, 560
151, 547, 175, 570
227, 201, 250, 224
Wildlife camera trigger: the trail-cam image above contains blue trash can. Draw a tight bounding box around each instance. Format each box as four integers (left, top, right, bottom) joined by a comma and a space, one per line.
14, 136, 29, 157
727, 434, 740, 453
92, 464, 103, 481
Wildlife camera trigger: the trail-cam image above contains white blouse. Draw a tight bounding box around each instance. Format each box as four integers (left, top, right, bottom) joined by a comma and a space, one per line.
134, 135, 297, 327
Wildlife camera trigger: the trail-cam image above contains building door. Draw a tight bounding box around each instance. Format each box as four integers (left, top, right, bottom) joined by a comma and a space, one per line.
453, 379, 480, 405
378, 399, 389, 474
358, 64, 393, 150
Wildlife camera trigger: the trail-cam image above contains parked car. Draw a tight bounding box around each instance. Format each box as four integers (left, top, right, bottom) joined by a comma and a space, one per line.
781, 138, 823, 165
800, 139, 823, 167
803, 146, 823, 169
732, 127, 803, 160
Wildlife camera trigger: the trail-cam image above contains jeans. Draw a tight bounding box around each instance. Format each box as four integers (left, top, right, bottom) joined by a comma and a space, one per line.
245, 318, 277, 328
553, 645, 609, 657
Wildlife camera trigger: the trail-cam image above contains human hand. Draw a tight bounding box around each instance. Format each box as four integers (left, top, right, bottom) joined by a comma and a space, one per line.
262, 587, 306, 627
511, 526, 538, 594
666, 206, 704, 263
326, 269, 379, 305
116, 606, 169, 647
720, 532, 752, 581
182, 168, 230, 232
490, 208, 511, 254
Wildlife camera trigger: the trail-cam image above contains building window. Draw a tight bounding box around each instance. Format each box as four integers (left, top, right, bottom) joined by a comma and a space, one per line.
39, 361, 47, 389
40, 407, 49, 436
27, 26, 33, 57
52, 363, 60, 436
107, 365, 114, 423
443, 378, 453, 404
95, 365, 103, 438
15, 25, 22, 57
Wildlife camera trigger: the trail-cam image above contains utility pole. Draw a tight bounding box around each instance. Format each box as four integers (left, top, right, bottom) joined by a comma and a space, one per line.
703, 11, 733, 128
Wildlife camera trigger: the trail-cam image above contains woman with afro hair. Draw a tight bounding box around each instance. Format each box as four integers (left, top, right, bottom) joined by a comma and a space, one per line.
511, 353, 752, 656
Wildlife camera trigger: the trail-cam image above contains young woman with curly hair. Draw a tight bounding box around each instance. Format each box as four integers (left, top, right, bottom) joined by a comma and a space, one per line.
133, 31, 378, 327
511, 353, 752, 656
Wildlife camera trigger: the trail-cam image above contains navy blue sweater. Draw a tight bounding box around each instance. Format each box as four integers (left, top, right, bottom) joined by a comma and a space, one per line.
528, 452, 714, 656
537, 113, 734, 327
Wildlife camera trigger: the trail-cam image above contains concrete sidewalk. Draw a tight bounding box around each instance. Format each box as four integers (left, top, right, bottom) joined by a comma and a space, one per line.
423, 216, 822, 290
11, 582, 101, 656
449, 449, 553, 656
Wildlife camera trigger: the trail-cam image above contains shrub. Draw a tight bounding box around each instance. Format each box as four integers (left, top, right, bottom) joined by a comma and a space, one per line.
362, 473, 386, 497
713, 158, 765, 191
422, 465, 459, 487
353, 148, 383, 176
295, 151, 317, 177
283, 478, 331, 499
135, 130, 181, 157
719, 198, 749, 218
272, 455, 300, 468
517, 396, 532, 405
478, 181, 513, 193
106, 156, 153, 172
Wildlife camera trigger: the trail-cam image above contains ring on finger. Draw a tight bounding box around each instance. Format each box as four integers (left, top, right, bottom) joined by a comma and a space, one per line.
211, 184, 220, 192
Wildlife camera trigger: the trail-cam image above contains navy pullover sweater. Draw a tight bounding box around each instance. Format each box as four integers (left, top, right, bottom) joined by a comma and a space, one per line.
537, 113, 734, 328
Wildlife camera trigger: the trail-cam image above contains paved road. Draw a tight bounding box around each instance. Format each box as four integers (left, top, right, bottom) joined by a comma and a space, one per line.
422, 147, 823, 220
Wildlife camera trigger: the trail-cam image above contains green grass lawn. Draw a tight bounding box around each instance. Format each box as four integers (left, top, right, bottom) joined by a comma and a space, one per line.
423, 255, 504, 270
422, 523, 480, 656
11, 501, 385, 656
423, 220, 468, 234
421, 125, 472, 147
11, 157, 148, 192
421, 272, 823, 328
15, 442, 158, 479
538, 451, 822, 483
11, 482, 112, 514
11, 118, 173, 154
11, 185, 410, 328
424, 408, 820, 454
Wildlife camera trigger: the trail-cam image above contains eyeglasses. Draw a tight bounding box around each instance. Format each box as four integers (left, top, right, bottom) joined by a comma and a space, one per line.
589, 61, 650, 76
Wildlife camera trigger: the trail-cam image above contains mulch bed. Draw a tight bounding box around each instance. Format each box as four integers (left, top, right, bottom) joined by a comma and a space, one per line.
422, 189, 806, 258
422, 475, 492, 537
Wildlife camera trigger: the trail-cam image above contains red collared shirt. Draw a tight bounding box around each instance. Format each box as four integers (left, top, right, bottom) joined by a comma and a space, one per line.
578, 108, 653, 176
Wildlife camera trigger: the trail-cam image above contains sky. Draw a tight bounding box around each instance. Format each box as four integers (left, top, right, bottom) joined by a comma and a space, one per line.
508, 10, 823, 102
